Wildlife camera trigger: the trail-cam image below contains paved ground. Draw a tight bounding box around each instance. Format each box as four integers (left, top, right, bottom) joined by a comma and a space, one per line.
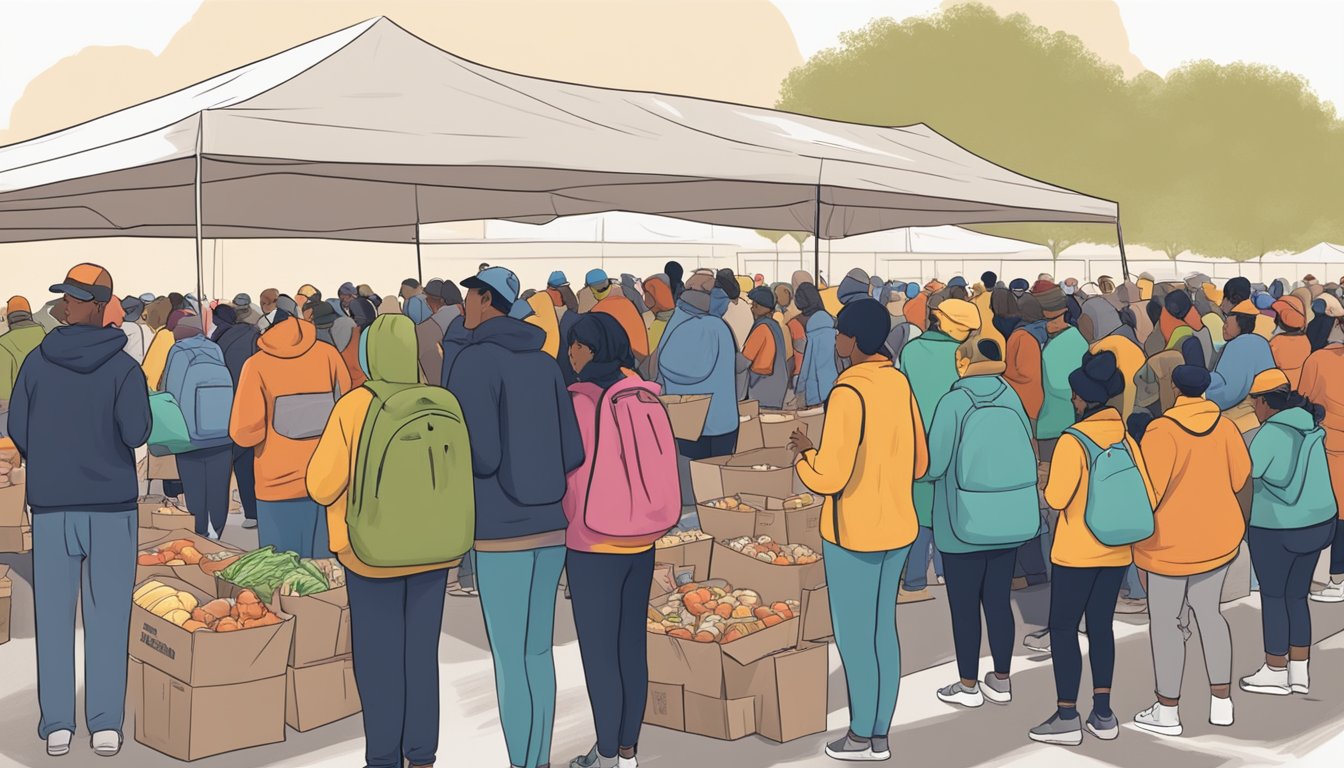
4, 509, 1344, 767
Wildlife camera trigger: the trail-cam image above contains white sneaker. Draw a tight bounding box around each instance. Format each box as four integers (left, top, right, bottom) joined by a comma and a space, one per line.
1239, 664, 1291, 696
46, 730, 73, 757
1289, 660, 1310, 694
618, 757, 639, 768
91, 730, 122, 757
1133, 702, 1182, 737
1209, 696, 1233, 727
1310, 580, 1344, 603
936, 681, 984, 708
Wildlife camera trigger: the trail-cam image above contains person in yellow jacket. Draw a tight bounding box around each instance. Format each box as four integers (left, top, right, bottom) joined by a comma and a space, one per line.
972, 271, 1004, 353
1131, 364, 1249, 737
523, 290, 560, 358
1089, 321, 1146, 421
139, 296, 174, 390
789, 298, 926, 762
307, 314, 458, 768
1030, 350, 1156, 747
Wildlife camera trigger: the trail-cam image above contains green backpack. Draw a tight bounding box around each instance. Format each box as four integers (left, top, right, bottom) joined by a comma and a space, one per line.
346, 381, 475, 567
1064, 427, 1155, 547
147, 391, 195, 456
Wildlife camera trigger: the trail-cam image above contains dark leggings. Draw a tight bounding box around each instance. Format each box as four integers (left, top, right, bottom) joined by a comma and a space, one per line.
942, 548, 1017, 682
1249, 521, 1334, 655
676, 429, 738, 461
1049, 564, 1125, 703
1331, 519, 1344, 576
231, 443, 257, 521
567, 547, 655, 759
176, 445, 233, 537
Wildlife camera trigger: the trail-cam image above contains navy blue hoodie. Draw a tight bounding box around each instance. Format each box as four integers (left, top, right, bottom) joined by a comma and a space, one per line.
11, 325, 151, 514
446, 316, 584, 541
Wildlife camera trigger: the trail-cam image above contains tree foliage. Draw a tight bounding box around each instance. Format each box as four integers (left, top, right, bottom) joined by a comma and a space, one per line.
776, 3, 1344, 262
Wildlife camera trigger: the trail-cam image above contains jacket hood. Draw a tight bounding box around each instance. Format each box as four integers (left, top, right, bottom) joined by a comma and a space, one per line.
257, 317, 317, 359
472, 315, 545, 353
709, 288, 730, 318
1075, 407, 1126, 446
805, 310, 835, 332
677, 290, 711, 316
364, 314, 419, 384
955, 374, 1009, 400
1265, 406, 1318, 435
1165, 396, 1223, 435
39, 325, 129, 373
836, 358, 895, 388
838, 272, 871, 304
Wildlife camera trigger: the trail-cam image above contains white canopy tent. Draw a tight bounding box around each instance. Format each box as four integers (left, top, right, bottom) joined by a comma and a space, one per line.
0, 16, 1121, 304
1233, 243, 1344, 284
1059, 243, 1239, 283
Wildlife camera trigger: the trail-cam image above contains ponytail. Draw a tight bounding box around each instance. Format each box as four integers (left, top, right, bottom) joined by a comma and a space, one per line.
1258, 388, 1326, 426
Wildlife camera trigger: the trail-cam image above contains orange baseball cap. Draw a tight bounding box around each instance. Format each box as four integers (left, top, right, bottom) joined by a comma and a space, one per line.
5, 296, 30, 315
50, 263, 113, 303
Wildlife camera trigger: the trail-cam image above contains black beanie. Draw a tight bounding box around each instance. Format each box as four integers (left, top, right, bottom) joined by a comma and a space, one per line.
1223, 277, 1251, 305
715, 269, 741, 301
1068, 350, 1124, 405
1164, 289, 1193, 319
1172, 364, 1212, 397
836, 298, 890, 355
981, 271, 998, 290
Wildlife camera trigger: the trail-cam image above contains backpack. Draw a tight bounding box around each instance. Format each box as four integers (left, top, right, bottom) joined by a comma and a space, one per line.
948, 390, 1040, 546
164, 340, 234, 447
578, 378, 681, 539
1063, 427, 1155, 546
1260, 425, 1326, 506
346, 380, 475, 567
147, 391, 194, 456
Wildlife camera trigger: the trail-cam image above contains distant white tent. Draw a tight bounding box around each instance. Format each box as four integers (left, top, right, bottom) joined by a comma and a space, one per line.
1060, 243, 1239, 283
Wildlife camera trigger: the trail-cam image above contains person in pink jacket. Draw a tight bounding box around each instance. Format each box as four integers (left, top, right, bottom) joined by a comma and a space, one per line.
563, 313, 679, 768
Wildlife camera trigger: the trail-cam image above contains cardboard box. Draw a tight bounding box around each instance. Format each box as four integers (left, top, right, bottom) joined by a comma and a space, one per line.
695, 499, 759, 541
150, 505, 194, 533
736, 400, 764, 453
751, 495, 824, 554
645, 681, 686, 731
138, 495, 169, 529
131, 660, 286, 761
137, 531, 242, 594
147, 453, 179, 481
286, 655, 361, 731
130, 576, 294, 687
708, 541, 826, 602
219, 577, 351, 668
661, 394, 712, 441
0, 564, 10, 645
654, 536, 713, 583
683, 692, 756, 740
0, 524, 30, 553
722, 644, 828, 742
690, 448, 802, 502
0, 483, 25, 527
757, 412, 798, 448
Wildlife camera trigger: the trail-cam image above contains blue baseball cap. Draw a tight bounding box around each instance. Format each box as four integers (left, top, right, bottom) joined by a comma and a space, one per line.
461, 266, 521, 309
548, 271, 568, 288
948, 276, 967, 289
904, 283, 920, 300
1009, 278, 1030, 292
585, 268, 609, 287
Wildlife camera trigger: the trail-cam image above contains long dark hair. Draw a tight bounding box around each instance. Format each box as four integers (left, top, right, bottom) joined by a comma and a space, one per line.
1256, 388, 1326, 425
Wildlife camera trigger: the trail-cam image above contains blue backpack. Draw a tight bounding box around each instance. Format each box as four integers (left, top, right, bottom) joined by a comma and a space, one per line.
948, 389, 1040, 546
163, 338, 235, 449
1063, 427, 1155, 546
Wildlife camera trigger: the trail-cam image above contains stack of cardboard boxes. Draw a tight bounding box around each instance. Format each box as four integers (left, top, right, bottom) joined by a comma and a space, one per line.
0, 471, 29, 554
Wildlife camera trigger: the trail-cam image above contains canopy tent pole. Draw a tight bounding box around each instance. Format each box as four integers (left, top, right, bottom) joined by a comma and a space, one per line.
194, 113, 206, 331
1116, 216, 1130, 283
413, 185, 423, 283
813, 182, 821, 282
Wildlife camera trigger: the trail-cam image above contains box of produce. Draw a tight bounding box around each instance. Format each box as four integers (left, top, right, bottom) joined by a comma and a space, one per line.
0, 482, 25, 527
660, 394, 712, 441
751, 493, 824, 553
650, 563, 697, 600
695, 496, 759, 541
736, 400, 764, 452
0, 524, 30, 554
709, 536, 824, 603
763, 406, 825, 441
136, 532, 242, 594
654, 529, 713, 583
689, 448, 802, 502
286, 655, 361, 731
0, 564, 10, 645
722, 643, 828, 742
130, 658, 286, 761
137, 495, 169, 529
756, 411, 799, 449
130, 576, 294, 687
216, 547, 350, 667
149, 503, 194, 533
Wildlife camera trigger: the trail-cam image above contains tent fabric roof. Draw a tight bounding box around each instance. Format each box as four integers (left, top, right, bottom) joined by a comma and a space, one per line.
1259, 243, 1344, 264
0, 17, 1118, 244
794, 225, 1050, 256
467, 212, 778, 248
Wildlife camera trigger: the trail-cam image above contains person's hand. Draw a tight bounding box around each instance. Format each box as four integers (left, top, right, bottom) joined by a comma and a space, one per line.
789, 428, 814, 454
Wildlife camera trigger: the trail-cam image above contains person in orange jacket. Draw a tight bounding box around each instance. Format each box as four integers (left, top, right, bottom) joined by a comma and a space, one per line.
1301, 327, 1344, 602
1131, 364, 1250, 737
1269, 295, 1311, 388
229, 316, 351, 558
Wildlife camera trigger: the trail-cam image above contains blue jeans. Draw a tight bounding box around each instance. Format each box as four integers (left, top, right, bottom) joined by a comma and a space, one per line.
824, 540, 910, 738
256, 498, 329, 558
477, 546, 566, 768
347, 567, 450, 768
902, 526, 943, 590
32, 510, 137, 739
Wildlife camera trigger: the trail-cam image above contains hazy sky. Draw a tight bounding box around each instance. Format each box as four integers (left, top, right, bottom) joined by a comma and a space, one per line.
1, 0, 1342, 132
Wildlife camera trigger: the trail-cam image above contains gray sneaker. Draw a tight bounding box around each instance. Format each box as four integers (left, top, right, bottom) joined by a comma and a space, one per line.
870, 736, 890, 759
825, 732, 882, 761
1023, 629, 1051, 653
570, 745, 618, 768
983, 673, 1012, 704
241, 518, 258, 529
1028, 712, 1083, 746
1086, 710, 1119, 741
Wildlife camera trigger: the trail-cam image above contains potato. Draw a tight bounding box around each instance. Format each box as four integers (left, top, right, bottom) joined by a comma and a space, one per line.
667, 628, 693, 640
137, 553, 162, 566
235, 590, 265, 621
214, 617, 241, 633
178, 546, 203, 565
647, 622, 667, 635
200, 598, 233, 621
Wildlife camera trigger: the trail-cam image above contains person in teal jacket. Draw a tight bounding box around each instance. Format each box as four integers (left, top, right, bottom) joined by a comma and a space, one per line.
925, 337, 1038, 709
1036, 286, 1089, 459
1240, 368, 1337, 698
898, 298, 979, 597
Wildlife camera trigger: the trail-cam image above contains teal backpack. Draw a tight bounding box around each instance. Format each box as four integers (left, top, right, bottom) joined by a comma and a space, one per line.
346, 381, 475, 567
147, 391, 194, 456
1064, 427, 1155, 546
948, 389, 1040, 546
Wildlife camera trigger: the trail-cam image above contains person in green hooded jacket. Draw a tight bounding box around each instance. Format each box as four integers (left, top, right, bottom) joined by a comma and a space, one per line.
1035, 286, 1089, 460
0, 296, 46, 405
1239, 368, 1337, 699
926, 337, 1038, 709
898, 297, 980, 599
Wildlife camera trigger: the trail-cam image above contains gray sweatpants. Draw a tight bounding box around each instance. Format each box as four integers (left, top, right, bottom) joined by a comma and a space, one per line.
1147, 564, 1233, 699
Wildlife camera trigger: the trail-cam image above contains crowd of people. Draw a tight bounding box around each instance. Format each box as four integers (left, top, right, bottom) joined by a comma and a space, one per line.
7, 257, 1344, 766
